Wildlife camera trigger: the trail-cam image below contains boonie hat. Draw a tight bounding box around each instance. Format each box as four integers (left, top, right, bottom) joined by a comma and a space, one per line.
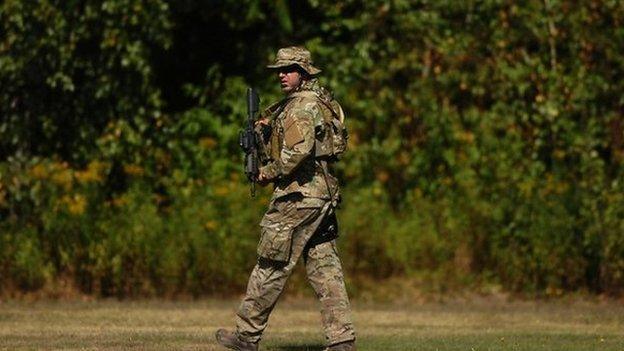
267, 46, 321, 75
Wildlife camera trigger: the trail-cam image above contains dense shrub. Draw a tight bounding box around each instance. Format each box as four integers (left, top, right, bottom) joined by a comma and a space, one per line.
1, 0, 624, 297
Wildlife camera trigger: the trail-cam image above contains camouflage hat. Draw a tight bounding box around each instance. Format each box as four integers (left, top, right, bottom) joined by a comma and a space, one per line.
267, 46, 321, 75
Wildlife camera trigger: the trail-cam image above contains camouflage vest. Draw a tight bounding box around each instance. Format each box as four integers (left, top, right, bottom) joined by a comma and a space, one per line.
260, 90, 347, 163
290, 90, 348, 162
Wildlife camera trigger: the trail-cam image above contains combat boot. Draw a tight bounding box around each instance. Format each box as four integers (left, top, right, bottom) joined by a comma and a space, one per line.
215, 329, 258, 351
324, 340, 356, 351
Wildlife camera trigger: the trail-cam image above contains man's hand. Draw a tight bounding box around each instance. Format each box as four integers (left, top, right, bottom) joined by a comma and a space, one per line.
255, 118, 269, 127
257, 170, 271, 186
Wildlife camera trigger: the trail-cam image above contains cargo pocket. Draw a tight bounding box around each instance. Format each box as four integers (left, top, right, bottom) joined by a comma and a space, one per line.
257, 210, 294, 263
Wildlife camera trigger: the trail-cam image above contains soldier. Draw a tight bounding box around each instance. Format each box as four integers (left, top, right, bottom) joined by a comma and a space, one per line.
216, 46, 356, 351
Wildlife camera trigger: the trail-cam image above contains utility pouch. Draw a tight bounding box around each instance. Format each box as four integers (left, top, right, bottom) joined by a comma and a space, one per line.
257, 221, 293, 263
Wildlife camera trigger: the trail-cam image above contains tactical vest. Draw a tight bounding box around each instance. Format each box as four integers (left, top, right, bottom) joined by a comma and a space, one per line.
262, 91, 348, 163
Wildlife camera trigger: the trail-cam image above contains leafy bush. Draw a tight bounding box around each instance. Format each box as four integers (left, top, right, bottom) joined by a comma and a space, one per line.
2, 0, 624, 297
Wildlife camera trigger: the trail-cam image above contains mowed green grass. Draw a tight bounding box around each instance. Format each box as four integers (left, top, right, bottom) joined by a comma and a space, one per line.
0, 298, 622, 350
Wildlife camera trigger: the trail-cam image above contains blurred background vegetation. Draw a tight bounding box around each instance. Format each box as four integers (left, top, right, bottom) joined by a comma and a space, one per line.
1, 0, 624, 298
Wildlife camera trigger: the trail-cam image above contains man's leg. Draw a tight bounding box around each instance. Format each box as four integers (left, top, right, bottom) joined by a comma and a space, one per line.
235, 257, 294, 343
235, 201, 325, 343
305, 240, 355, 345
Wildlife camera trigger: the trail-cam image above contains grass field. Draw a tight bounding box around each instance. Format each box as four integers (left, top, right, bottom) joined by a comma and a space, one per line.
0, 297, 622, 350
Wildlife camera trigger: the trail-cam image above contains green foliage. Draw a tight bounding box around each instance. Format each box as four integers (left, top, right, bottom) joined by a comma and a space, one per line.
0, 0, 171, 161
1, 0, 624, 297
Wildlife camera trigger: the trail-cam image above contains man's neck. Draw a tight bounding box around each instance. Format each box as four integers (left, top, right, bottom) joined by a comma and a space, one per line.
292, 78, 318, 94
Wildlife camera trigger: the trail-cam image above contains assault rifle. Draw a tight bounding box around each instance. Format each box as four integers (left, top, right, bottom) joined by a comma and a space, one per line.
239, 87, 260, 197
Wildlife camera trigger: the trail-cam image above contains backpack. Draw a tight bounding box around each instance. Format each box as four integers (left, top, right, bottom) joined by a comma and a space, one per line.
316, 97, 348, 161
291, 90, 348, 161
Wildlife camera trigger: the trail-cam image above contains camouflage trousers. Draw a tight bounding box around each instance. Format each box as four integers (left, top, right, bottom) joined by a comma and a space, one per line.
236, 194, 355, 345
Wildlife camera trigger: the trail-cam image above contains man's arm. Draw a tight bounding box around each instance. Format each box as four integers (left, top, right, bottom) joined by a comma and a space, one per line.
259, 106, 316, 181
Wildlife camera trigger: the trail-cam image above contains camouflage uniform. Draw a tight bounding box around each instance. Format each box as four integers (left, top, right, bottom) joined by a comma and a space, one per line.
235, 47, 355, 347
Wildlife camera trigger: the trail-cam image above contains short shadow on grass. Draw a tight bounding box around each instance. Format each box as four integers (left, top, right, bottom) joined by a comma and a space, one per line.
271, 344, 325, 351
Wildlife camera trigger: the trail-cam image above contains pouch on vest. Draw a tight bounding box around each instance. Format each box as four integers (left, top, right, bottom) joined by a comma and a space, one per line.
314, 98, 348, 161
290, 90, 348, 161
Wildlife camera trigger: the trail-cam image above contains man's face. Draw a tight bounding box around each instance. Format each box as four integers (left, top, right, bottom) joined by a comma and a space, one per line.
278, 66, 303, 93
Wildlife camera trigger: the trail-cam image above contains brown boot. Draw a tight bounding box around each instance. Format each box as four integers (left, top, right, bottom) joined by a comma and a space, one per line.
215, 329, 258, 351
325, 340, 356, 351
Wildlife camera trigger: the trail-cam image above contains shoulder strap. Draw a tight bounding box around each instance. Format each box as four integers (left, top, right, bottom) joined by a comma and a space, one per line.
290, 90, 344, 123
261, 99, 288, 120
263, 91, 319, 120
289, 90, 318, 99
